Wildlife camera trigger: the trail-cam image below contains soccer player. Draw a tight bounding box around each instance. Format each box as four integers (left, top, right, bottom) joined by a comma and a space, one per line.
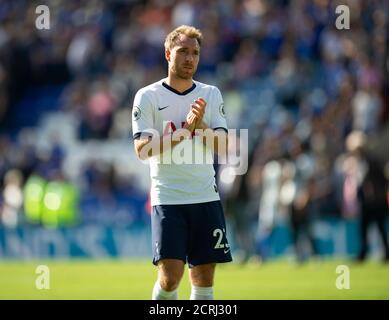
132, 25, 232, 300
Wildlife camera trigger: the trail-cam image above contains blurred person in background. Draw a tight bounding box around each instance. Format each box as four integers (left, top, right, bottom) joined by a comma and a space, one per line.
346, 131, 389, 262
78, 79, 117, 141
224, 135, 259, 264
257, 158, 282, 261
1, 169, 23, 228
225, 173, 255, 264
286, 140, 319, 263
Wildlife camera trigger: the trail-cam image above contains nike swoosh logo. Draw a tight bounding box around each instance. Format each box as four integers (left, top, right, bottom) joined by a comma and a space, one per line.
158, 106, 169, 111
224, 248, 230, 254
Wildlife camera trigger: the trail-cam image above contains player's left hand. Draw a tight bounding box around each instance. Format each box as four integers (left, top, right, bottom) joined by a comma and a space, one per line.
192, 97, 206, 127
184, 97, 207, 133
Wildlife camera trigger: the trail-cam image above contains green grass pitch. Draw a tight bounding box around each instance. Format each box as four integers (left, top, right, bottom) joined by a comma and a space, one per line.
0, 259, 388, 299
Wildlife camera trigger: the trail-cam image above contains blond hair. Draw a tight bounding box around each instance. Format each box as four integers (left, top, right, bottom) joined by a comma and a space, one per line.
164, 25, 203, 50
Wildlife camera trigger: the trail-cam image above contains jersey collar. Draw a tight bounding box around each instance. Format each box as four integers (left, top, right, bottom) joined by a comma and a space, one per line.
162, 81, 196, 96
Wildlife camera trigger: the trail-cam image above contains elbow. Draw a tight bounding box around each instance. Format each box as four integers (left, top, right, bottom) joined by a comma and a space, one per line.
134, 137, 152, 160
134, 144, 149, 161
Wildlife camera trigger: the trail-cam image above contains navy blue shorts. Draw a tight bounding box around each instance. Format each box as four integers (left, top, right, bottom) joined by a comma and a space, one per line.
151, 201, 233, 268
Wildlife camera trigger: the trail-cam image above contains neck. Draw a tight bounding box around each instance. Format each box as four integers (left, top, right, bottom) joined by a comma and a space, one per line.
165, 73, 193, 93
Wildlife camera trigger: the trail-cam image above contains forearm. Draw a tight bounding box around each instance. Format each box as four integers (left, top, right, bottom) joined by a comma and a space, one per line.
136, 127, 193, 160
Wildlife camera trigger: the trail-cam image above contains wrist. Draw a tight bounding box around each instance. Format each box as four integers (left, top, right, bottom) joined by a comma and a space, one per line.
196, 120, 208, 130
183, 121, 195, 133
173, 127, 191, 140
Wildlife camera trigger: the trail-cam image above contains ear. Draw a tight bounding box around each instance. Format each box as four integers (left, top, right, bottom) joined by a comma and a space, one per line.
165, 48, 171, 63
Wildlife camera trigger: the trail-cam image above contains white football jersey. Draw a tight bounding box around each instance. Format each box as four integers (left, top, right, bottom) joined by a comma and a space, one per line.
132, 78, 227, 206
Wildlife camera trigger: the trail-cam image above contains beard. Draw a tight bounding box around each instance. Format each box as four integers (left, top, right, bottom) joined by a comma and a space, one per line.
172, 63, 196, 80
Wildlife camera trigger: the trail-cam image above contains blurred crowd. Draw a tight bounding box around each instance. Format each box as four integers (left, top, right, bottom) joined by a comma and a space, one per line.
0, 0, 388, 259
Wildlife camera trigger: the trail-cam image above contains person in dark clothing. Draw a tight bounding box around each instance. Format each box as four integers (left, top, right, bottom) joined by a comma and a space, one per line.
290, 178, 319, 263
346, 131, 389, 262
357, 154, 389, 262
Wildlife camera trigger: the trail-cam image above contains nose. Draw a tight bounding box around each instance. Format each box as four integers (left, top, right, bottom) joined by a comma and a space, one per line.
185, 53, 194, 63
